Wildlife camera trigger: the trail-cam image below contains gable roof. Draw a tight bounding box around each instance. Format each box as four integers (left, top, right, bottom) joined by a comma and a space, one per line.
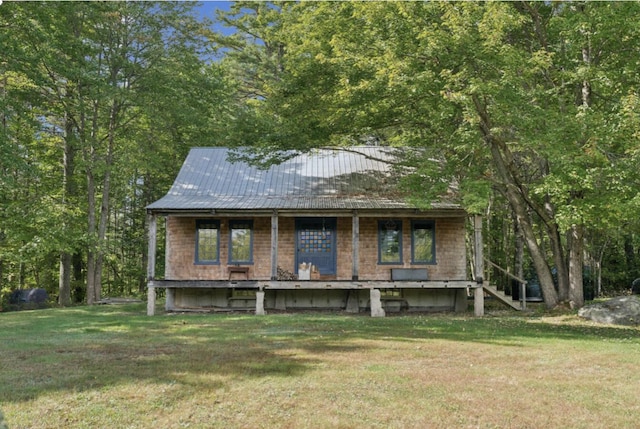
147, 147, 462, 214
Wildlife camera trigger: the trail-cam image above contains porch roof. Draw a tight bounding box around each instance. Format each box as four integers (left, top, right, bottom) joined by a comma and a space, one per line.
147, 147, 463, 213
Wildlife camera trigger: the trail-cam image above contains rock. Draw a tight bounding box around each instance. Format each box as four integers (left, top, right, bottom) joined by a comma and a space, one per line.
8, 288, 48, 310
631, 278, 640, 294
9, 288, 48, 304
578, 296, 640, 326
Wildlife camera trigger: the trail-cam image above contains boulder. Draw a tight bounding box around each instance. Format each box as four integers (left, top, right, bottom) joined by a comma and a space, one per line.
578, 296, 640, 326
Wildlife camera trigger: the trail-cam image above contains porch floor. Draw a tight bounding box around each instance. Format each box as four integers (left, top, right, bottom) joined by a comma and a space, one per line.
148, 279, 478, 290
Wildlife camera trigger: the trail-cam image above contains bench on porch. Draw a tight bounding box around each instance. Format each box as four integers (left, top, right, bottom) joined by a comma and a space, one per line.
390, 268, 428, 281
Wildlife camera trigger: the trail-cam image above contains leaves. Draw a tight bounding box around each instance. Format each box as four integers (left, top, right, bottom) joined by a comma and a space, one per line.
0, 2, 234, 298
213, 1, 640, 305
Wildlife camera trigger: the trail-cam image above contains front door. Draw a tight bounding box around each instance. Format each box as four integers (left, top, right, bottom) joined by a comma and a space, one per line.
296, 218, 337, 275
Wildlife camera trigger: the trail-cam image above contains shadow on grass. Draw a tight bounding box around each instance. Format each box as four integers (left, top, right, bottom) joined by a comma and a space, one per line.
1, 304, 638, 403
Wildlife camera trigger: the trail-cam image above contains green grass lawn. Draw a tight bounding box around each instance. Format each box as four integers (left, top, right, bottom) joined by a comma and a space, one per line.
1, 304, 639, 429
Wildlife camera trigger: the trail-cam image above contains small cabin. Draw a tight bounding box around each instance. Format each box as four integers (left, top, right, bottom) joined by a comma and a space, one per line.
145, 147, 485, 316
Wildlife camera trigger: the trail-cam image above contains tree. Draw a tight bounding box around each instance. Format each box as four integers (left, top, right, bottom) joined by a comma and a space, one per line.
1, 2, 232, 304
216, 1, 640, 308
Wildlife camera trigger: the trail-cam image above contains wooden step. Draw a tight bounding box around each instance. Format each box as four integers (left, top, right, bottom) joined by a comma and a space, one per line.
483, 285, 522, 311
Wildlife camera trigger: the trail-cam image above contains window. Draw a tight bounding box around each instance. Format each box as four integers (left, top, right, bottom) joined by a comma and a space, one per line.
229, 220, 253, 264
412, 220, 435, 264
378, 220, 402, 264
196, 220, 220, 264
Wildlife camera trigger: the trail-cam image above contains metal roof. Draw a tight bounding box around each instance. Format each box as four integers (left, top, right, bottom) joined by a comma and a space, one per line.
147, 147, 462, 213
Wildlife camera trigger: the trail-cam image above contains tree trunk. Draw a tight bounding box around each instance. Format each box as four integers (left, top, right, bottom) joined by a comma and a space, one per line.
59, 253, 72, 306
568, 223, 585, 308
507, 182, 558, 309
548, 223, 568, 302
93, 102, 118, 302
86, 101, 118, 304
473, 95, 559, 308
538, 161, 568, 301
58, 115, 76, 306
514, 213, 524, 293
86, 166, 97, 304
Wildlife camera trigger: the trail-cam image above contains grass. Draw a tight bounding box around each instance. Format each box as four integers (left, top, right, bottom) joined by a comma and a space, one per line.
1, 304, 639, 429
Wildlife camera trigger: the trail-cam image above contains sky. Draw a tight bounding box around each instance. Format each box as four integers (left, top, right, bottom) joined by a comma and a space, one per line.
196, 1, 235, 35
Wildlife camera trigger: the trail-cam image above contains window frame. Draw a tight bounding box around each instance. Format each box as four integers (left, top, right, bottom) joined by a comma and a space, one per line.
228, 219, 254, 265
195, 219, 221, 265
377, 219, 403, 265
411, 220, 436, 265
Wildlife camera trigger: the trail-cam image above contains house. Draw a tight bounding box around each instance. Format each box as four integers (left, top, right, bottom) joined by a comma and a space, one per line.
145, 146, 486, 316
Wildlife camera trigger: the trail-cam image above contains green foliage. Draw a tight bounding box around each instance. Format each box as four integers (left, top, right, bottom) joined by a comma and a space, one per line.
0, 2, 235, 299
214, 1, 640, 302
2, 1, 639, 304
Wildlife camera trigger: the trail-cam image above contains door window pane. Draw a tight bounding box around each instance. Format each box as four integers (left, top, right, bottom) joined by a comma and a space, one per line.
230, 220, 253, 263
378, 220, 402, 264
412, 221, 435, 264
196, 220, 219, 264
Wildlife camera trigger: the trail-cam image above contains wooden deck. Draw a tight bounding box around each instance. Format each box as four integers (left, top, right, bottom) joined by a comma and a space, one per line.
148, 279, 479, 290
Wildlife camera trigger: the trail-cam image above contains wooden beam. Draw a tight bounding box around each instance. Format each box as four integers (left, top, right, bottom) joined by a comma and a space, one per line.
148, 279, 478, 290
150, 208, 467, 219
474, 286, 484, 317
473, 215, 485, 317
485, 258, 527, 284
352, 211, 359, 280
146, 214, 157, 316
149, 280, 261, 288
271, 210, 279, 280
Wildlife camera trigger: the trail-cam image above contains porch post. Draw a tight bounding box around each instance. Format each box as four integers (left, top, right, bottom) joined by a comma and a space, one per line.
473, 214, 485, 317
146, 213, 157, 316
271, 210, 278, 280
352, 210, 359, 280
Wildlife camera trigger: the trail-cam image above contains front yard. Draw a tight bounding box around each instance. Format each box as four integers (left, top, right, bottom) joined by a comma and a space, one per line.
1, 304, 638, 428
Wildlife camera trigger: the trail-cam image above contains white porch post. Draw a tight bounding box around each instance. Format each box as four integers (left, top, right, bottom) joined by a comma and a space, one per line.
473, 215, 485, 317
352, 210, 359, 280
146, 213, 157, 316
271, 210, 278, 280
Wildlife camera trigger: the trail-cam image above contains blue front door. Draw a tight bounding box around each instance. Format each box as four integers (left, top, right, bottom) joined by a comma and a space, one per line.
296, 218, 337, 275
